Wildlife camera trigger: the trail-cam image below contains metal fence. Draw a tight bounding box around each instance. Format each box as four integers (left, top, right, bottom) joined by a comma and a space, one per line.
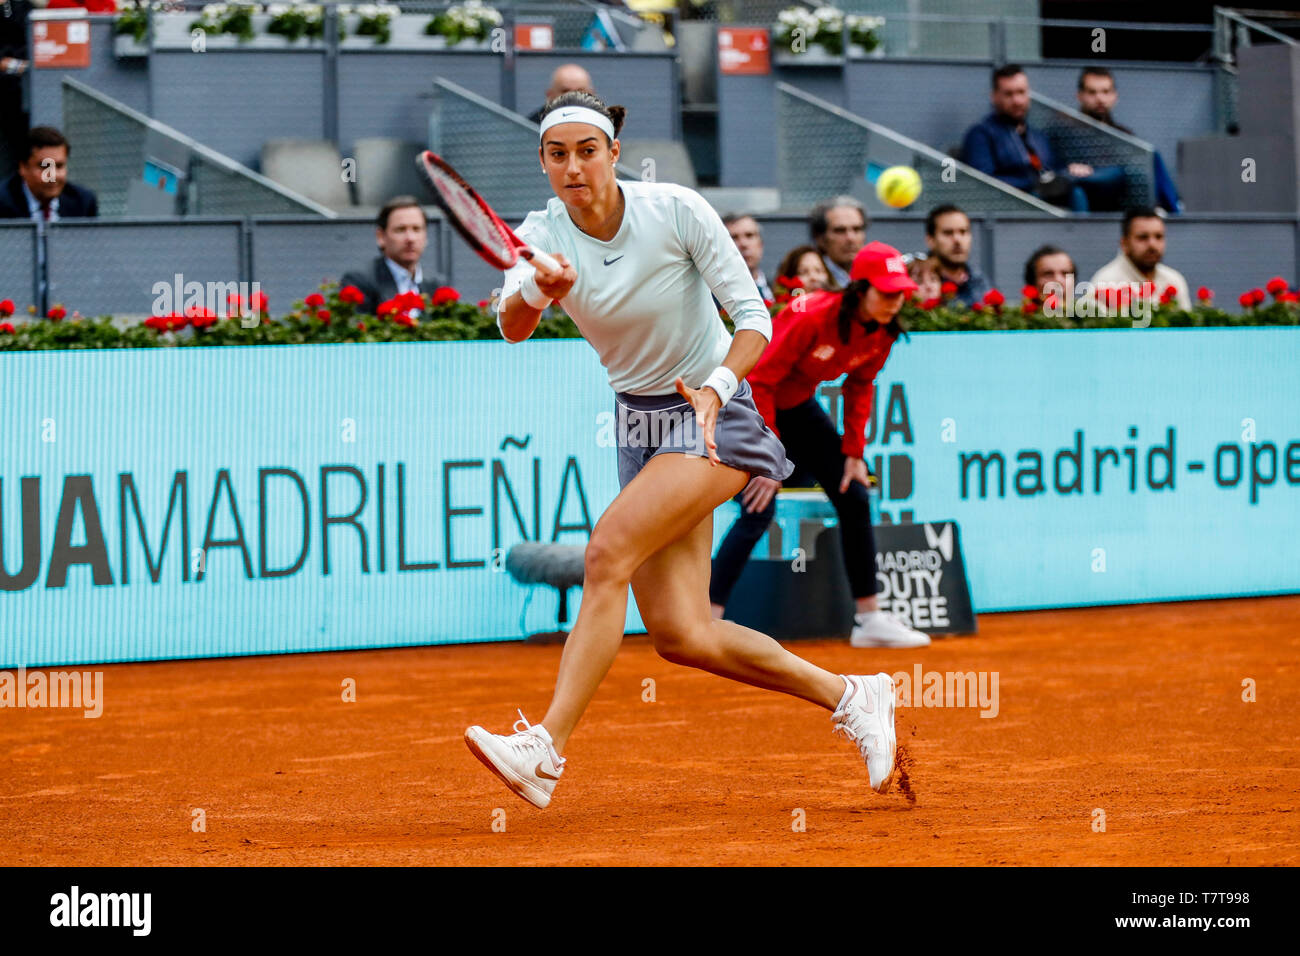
1029, 92, 1155, 209
4, 212, 1300, 315
1212, 7, 1300, 132
62, 78, 335, 218
775, 82, 1065, 217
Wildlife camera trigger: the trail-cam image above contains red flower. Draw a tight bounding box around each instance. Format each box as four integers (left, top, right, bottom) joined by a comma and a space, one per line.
145, 314, 188, 331
1239, 292, 1254, 308
784, 276, 805, 290
251, 291, 269, 313
431, 286, 460, 306
377, 299, 398, 318
1159, 286, 1177, 305
1266, 276, 1288, 296
1280, 292, 1300, 304
394, 312, 418, 328
0, 299, 14, 317
357, 322, 367, 332
338, 284, 365, 305
47, 306, 66, 321
227, 293, 244, 313
1196, 286, 1212, 302
304, 292, 326, 308
1251, 288, 1267, 305
1021, 301, 1038, 315
188, 310, 217, 329
316, 309, 331, 322
940, 281, 958, 296
1020, 285, 1039, 301
0, 322, 15, 334
477, 299, 490, 309
920, 297, 941, 310
1043, 292, 1060, 311
982, 288, 1005, 308
397, 290, 426, 312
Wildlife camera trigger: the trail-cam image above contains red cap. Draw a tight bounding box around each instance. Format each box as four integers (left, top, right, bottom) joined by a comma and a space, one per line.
849, 241, 918, 293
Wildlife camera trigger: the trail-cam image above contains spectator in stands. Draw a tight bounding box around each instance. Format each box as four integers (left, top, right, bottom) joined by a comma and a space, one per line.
1024, 245, 1076, 299
1076, 66, 1183, 214
0, 0, 31, 179
1089, 207, 1190, 310
775, 244, 830, 294
340, 196, 448, 315
907, 254, 941, 304
723, 213, 774, 302
962, 64, 1101, 212
0, 126, 98, 220
527, 64, 595, 124
809, 196, 867, 289
923, 204, 989, 306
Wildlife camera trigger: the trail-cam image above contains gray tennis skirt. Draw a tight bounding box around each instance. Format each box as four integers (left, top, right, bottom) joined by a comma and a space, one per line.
614, 379, 795, 489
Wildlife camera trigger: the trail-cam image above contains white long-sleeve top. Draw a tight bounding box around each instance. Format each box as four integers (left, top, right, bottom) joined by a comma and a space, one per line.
498, 180, 772, 395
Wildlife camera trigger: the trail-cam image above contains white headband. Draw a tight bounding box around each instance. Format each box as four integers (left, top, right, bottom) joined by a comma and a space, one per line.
539, 106, 616, 143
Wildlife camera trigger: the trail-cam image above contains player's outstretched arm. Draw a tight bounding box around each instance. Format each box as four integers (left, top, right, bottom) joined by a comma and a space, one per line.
498, 253, 576, 343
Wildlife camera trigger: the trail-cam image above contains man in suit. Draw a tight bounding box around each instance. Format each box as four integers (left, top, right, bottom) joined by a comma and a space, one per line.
341, 196, 448, 315
0, 0, 32, 179
723, 212, 774, 303
0, 126, 99, 220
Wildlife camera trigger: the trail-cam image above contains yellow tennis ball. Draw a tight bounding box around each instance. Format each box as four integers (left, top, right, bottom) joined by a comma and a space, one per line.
876, 166, 922, 208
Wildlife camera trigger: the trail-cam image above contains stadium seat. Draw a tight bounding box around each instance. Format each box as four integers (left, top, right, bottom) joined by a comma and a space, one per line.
351, 138, 436, 208
616, 139, 698, 188
260, 139, 354, 212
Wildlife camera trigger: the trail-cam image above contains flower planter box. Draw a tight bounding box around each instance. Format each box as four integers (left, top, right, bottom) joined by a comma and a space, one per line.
773, 44, 844, 66
848, 42, 884, 58
340, 13, 490, 50
152, 13, 326, 50
113, 33, 149, 57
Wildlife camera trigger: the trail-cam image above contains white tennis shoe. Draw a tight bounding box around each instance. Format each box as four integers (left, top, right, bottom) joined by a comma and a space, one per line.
464, 710, 566, 809
832, 673, 897, 794
850, 610, 931, 648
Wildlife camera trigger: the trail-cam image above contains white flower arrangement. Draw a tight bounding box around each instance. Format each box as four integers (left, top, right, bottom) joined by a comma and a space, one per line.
426, 1, 503, 44
347, 2, 401, 44
774, 4, 843, 55
847, 13, 884, 52
267, 1, 324, 42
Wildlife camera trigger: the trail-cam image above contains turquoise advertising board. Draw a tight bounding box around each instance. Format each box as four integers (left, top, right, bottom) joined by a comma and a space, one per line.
2, 329, 1297, 666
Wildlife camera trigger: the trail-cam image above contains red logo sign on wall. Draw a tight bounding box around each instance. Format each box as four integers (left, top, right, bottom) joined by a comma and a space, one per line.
718, 27, 771, 76
33, 19, 92, 69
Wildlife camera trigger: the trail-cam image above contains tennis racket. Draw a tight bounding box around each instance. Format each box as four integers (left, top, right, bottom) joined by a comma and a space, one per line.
415, 150, 560, 274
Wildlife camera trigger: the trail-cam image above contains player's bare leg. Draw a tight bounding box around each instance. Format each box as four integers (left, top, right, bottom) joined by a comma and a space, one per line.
540, 452, 843, 753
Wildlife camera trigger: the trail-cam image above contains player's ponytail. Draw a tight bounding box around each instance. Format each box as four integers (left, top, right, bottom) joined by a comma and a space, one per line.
837, 279, 909, 344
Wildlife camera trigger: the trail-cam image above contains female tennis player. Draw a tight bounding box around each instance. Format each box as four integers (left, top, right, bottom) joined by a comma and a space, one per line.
710, 242, 931, 650
463, 91, 899, 809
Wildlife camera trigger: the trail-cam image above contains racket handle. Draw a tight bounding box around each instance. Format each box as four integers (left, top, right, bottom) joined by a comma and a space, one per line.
521, 246, 561, 275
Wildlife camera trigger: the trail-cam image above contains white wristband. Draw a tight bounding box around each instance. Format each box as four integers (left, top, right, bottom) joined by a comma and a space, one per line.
701, 366, 739, 406
520, 273, 553, 311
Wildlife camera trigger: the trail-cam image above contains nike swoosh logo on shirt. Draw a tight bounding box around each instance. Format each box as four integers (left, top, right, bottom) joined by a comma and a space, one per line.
603, 255, 624, 266
535, 762, 561, 780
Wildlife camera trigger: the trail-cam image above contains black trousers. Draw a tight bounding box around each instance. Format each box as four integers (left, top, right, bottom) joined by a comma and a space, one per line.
709, 397, 879, 606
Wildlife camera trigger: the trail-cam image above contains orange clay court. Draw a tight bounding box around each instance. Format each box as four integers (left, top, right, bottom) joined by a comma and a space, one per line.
2, 595, 1297, 867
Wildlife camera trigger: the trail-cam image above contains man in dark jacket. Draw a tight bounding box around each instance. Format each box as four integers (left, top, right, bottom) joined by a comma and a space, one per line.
961, 65, 1094, 212
0, 126, 99, 220
340, 196, 448, 315
0, 0, 31, 178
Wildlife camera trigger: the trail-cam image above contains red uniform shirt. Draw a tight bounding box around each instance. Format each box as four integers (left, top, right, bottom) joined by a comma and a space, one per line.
747, 290, 897, 459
